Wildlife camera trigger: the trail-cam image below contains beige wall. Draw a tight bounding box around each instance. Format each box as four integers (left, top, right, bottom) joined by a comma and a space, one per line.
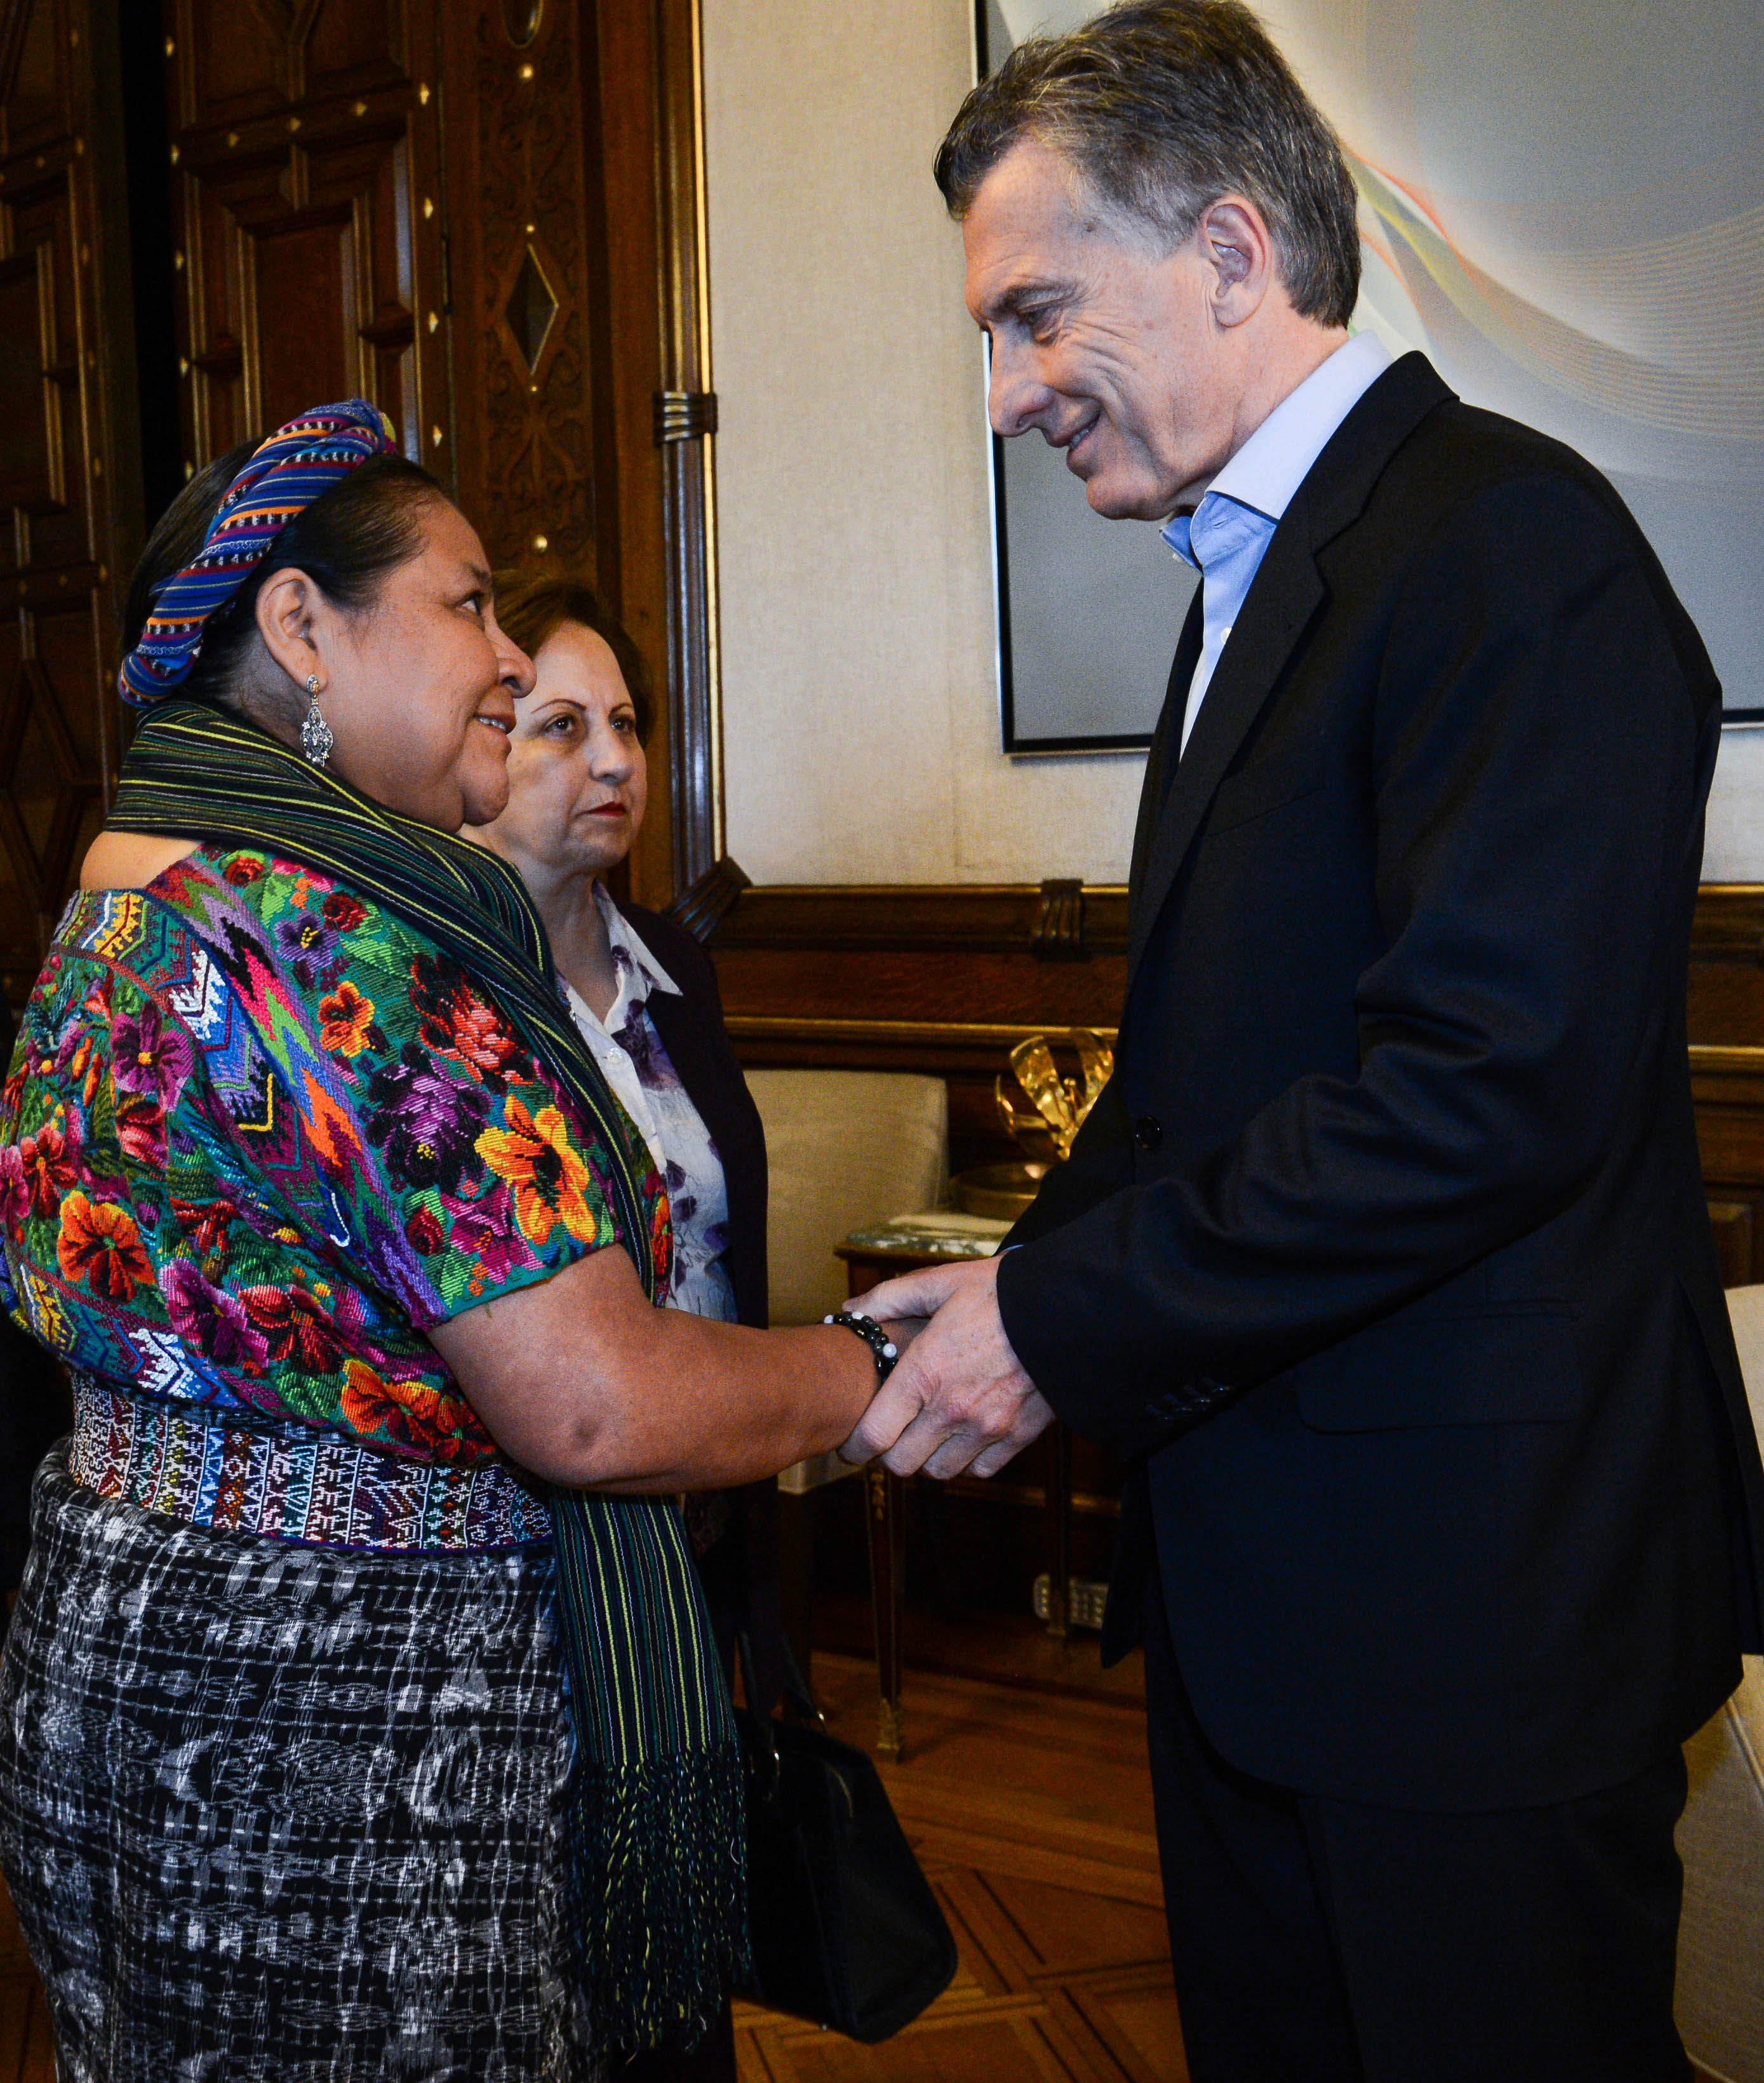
700, 0, 1148, 888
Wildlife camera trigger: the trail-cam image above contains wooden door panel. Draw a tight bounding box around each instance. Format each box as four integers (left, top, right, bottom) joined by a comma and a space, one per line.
0, 0, 138, 1000
304, 1, 406, 102
180, 0, 293, 125
0, 0, 65, 154
4, 180, 81, 534
443, 0, 603, 573
0, 247, 57, 511
245, 206, 358, 429
168, 1, 444, 475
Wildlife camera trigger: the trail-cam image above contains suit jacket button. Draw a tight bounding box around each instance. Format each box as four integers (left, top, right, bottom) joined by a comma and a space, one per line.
1134, 1114, 1163, 1151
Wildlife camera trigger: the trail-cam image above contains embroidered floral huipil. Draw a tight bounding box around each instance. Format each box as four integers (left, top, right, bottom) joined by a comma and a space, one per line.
0, 847, 668, 1466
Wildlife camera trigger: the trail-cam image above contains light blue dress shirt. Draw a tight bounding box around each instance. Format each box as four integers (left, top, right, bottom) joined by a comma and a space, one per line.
1161, 330, 1393, 754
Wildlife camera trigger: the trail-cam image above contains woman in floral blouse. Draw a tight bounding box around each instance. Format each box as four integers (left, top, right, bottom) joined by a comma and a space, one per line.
0, 403, 904, 2083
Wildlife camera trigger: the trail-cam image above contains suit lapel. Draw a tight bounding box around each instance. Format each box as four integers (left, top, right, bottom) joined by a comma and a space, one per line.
1123, 353, 1457, 986
1126, 521, 1325, 979
1128, 594, 1203, 909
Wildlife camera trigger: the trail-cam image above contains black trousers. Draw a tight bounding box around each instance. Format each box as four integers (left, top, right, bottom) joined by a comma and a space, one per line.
1141, 1579, 1692, 2083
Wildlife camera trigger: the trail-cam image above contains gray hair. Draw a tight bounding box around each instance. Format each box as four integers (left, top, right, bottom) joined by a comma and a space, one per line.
935, 0, 1361, 330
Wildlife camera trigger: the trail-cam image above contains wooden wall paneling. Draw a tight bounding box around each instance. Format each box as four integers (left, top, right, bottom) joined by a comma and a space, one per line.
439, 0, 606, 575
164, 0, 446, 475
1688, 887, 1764, 1047
1690, 1045, 1764, 1287
0, 0, 142, 1004
695, 880, 1132, 1174
435, 0, 716, 913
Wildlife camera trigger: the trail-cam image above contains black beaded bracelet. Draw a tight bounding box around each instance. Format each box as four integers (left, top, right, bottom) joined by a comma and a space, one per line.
823, 1308, 900, 1386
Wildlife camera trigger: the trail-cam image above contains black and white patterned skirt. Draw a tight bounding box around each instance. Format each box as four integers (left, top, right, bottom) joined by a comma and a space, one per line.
0, 1452, 600, 2082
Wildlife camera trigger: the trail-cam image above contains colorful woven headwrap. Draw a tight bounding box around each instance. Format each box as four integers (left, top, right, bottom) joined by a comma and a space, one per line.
117, 398, 400, 709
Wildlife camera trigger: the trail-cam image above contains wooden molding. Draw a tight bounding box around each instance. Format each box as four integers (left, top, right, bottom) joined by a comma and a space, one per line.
1690, 885, 1764, 1054
654, 0, 721, 891
1690, 884, 1764, 950
701, 879, 1130, 957
667, 854, 751, 943
724, 1014, 1119, 1078
706, 876, 1763, 964
699, 880, 1132, 1171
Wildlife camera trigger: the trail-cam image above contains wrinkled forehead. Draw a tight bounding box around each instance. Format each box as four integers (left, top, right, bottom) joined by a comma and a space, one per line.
962, 139, 1122, 321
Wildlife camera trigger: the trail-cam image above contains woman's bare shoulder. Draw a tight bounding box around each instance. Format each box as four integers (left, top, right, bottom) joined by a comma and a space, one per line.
79, 832, 203, 892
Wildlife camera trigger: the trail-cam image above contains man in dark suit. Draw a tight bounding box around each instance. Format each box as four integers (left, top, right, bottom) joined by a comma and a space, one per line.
848, 4, 1764, 2077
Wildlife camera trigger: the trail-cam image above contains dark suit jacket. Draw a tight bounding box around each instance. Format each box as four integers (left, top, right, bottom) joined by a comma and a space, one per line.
996, 352, 1764, 1812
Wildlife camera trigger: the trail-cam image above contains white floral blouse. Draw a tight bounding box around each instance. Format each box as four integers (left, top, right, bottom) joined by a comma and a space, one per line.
563, 884, 737, 1323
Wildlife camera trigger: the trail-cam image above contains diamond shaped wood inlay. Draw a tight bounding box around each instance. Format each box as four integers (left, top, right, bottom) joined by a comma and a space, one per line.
505, 245, 558, 373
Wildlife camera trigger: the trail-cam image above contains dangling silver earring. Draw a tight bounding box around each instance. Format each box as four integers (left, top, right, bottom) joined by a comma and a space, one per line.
300, 673, 334, 768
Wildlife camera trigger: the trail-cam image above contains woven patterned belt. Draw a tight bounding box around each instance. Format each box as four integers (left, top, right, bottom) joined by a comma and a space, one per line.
68, 1376, 552, 1553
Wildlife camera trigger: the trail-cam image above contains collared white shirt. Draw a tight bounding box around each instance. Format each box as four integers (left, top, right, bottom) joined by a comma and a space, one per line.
564, 883, 737, 1323
1162, 330, 1393, 754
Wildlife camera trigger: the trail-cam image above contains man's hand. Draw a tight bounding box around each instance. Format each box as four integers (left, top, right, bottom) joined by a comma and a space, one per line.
838, 1257, 1054, 1479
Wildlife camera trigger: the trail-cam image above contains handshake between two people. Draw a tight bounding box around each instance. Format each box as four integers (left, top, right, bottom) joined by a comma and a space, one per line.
832, 1256, 1057, 1481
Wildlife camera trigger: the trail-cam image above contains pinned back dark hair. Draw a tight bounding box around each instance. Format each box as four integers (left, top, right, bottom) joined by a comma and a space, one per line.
121, 445, 445, 718
491, 566, 657, 747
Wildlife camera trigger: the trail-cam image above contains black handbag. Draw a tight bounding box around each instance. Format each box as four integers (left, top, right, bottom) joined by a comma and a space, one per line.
733, 1642, 958, 2042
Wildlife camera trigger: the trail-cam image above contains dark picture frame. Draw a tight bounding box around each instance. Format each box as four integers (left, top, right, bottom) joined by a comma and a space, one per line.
978, 0, 1198, 755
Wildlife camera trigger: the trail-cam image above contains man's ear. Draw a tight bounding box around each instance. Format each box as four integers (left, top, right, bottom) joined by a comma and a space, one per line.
254, 565, 322, 692
1196, 196, 1275, 327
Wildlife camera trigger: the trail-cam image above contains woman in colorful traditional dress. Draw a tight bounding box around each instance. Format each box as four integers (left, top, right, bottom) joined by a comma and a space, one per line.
0, 401, 903, 2082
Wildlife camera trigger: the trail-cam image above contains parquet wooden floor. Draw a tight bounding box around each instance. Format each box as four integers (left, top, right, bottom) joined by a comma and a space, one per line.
733, 1649, 1187, 2083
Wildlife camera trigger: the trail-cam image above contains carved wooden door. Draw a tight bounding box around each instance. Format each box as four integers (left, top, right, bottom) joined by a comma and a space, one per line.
438, 0, 718, 909
163, 0, 449, 473
0, 0, 140, 1001
164, 0, 719, 911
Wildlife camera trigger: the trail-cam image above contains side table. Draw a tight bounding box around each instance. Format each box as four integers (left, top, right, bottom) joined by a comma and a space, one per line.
836, 1212, 1073, 1761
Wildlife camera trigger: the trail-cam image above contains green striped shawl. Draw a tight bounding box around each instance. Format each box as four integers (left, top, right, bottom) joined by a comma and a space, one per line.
108, 698, 747, 2054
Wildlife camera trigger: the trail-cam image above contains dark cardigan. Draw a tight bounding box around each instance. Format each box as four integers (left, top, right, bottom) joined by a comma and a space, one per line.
615, 901, 788, 1731
617, 901, 768, 1331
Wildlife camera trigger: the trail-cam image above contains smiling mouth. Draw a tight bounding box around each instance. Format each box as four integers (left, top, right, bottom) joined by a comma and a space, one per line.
475, 711, 513, 735
1061, 419, 1099, 464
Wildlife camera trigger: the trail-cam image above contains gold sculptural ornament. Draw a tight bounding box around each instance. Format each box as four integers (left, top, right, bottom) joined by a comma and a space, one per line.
953, 1029, 1116, 1219
997, 1029, 1114, 1162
